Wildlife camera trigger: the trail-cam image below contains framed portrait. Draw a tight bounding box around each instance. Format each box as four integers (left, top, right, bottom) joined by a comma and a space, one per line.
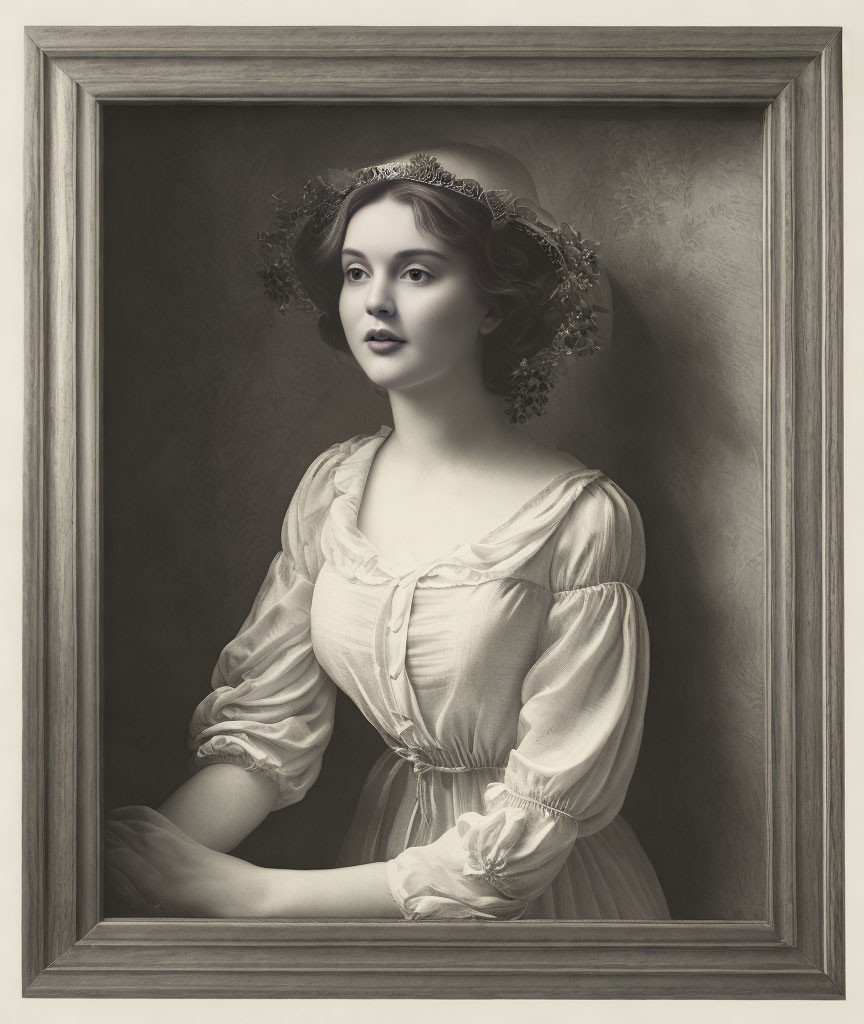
23, 25, 843, 998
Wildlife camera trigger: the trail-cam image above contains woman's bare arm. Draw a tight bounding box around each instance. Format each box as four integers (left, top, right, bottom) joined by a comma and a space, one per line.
106, 803, 402, 918
157, 763, 279, 852
256, 861, 402, 918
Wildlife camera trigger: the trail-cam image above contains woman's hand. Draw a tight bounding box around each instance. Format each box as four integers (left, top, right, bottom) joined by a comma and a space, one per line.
105, 805, 277, 918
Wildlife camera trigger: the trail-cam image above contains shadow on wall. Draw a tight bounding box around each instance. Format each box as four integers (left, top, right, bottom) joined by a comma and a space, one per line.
606, 278, 765, 921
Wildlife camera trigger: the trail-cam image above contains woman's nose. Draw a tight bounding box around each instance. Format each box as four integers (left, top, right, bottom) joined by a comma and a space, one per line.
365, 279, 395, 318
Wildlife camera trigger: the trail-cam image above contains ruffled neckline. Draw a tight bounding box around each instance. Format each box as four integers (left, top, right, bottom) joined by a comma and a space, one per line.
319, 425, 603, 585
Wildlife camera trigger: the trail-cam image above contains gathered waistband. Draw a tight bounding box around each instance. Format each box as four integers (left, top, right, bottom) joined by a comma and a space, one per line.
389, 746, 506, 830
391, 746, 507, 776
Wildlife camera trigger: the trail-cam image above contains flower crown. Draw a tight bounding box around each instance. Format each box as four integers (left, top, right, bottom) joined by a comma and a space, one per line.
257, 153, 604, 422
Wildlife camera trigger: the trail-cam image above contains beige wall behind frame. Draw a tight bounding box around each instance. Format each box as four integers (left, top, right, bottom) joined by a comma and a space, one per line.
102, 102, 764, 921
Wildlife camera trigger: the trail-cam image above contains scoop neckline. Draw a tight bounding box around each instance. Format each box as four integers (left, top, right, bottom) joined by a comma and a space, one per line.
348, 425, 600, 579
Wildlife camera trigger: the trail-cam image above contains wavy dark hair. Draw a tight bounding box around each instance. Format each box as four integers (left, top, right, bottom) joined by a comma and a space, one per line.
289, 179, 563, 397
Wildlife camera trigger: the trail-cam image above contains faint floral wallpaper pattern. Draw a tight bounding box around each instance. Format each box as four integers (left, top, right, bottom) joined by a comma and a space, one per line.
104, 104, 764, 920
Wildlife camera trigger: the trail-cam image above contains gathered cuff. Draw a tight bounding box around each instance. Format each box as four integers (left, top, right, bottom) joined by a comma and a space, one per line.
190, 742, 301, 811
386, 826, 529, 922
484, 781, 578, 828
386, 789, 578, 920
457, 808, 529, 900
190, 747, 277, 776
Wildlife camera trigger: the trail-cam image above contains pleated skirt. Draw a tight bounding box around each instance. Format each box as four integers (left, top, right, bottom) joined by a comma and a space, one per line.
337, 748, 671, 920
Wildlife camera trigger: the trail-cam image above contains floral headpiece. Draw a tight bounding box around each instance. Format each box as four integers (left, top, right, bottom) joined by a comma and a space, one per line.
257, 153, 604, 422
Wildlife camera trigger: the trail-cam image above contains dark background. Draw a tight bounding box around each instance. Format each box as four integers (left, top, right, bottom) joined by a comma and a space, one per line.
103, 104, 765, 920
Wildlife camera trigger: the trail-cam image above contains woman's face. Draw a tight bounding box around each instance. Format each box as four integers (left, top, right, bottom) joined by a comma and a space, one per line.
338, 195, 500, 393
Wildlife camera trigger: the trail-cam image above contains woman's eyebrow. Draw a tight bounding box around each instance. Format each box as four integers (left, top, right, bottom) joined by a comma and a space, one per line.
341, 247, 448, 261
393, 248, 448, 261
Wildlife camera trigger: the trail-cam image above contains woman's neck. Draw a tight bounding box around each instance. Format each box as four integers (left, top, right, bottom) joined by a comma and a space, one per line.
385, 368, 514, 471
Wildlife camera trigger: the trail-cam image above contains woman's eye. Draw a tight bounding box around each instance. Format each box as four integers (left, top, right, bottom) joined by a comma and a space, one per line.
403, 267, 431, 283
345, 266, 368, 282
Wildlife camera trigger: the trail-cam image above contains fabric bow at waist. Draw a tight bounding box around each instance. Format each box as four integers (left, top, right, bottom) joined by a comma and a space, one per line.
391, 746, 507, 828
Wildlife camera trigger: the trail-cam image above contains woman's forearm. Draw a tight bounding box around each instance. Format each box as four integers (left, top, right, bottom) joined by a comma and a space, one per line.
258, 861, 403, 919
108, 798, 403, 918
157, 763, 279, 852
151, 766, 401, 917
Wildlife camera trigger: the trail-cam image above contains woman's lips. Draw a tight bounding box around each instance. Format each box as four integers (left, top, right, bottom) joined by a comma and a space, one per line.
366, 338, 406, 354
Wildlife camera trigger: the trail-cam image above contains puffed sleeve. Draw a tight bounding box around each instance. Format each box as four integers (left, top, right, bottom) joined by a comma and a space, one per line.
386, 478, 650, 919
187, 444, 342, 811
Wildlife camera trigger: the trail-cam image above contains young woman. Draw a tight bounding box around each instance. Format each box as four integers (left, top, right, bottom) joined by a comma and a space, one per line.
106, 144, 670, 922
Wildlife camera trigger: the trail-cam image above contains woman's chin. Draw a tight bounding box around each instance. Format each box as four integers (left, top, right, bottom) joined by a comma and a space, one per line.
357, 364, 419, 393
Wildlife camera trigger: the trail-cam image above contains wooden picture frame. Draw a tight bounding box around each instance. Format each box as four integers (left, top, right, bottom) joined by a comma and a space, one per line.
23, 26, 843, 998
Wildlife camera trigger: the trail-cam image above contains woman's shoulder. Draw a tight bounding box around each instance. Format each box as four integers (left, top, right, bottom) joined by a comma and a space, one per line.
501, 435, 590, 486
547, 470, 646, 592
281, 428, 384, 566
295, 426, 388, 503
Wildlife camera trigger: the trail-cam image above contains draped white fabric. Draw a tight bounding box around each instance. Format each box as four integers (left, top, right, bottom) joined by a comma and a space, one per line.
189, 427, 669, 921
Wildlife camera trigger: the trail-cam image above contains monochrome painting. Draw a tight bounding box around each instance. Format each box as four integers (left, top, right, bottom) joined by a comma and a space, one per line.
100, 102, 765, 923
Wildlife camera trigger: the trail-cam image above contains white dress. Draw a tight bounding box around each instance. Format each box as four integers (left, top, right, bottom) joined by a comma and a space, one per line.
189, 426, 670, 921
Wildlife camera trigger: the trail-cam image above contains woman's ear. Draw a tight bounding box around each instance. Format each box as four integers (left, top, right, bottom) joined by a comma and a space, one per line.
479, 303, 503, 336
